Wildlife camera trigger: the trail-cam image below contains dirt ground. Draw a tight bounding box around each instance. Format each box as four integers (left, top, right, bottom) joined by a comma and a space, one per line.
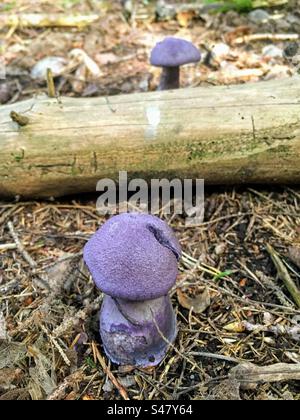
0, 0, 300, 400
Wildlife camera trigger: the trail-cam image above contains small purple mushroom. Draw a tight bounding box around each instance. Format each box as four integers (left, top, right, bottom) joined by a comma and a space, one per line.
83, 213, 181, 367
150, 37, 201, 90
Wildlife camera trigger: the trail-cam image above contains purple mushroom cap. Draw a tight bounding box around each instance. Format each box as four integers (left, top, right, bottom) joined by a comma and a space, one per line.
100, 295, 177, 367
83, 213, 181, 301
150, 37, 201, 68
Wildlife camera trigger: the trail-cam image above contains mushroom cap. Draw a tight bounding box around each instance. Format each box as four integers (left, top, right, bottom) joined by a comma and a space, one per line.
150, 37, 201, 68
83, 213, 181, 301
100, 295, 177, 367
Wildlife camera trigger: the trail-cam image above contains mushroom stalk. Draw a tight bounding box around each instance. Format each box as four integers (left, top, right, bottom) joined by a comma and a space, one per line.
159, 67, 180, 90
100, 295, 177, 367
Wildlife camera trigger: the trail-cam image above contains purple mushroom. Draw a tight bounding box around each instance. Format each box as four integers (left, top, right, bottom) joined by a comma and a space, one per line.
150, 37, 201, 90
83, 213, 181, 367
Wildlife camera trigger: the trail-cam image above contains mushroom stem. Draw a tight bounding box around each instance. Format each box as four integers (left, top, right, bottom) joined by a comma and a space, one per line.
159, 67, 180, 90
100, 294, 177, 367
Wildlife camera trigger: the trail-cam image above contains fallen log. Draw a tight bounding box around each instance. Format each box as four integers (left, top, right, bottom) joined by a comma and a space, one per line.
0, 76, 300, 198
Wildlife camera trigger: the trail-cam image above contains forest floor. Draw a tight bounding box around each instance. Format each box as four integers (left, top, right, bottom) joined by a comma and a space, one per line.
0, 0, 300, 400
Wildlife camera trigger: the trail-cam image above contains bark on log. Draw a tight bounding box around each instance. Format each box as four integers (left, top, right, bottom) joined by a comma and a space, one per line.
0, 76, 300, 198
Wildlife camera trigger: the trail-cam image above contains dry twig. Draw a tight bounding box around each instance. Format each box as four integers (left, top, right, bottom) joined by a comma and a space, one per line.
7, 221, 36, 268
46, 69, 56, 98
91, 341, 129, 400
266, 244, 300, 308
233, 33, 299, 45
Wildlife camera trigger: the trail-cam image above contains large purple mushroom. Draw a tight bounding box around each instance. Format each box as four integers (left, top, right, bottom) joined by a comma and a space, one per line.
150, 37, 201, 90
83, 213, 181, 367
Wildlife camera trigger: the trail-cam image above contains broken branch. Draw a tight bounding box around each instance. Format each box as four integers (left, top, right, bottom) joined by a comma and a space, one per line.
230, 362, 300, 390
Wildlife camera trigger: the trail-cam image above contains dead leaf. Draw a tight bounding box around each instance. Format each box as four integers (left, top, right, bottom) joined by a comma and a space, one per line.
0, 368, 23, 389
224, 321, 246, 333
176, 11, 195, 27
72, 65, 87, 94
28, 345, 57, 399
82, 394, 95, 400
118, 365, 135, 374
96, 52, 119, 66
285, 351, 300, 364
0, 342, 27, 369
207, 378, 241, 400
239, 278, 247, 287
177, 287, 211, 313
46, 257, 79, 295
69, 48, 102, 78
224, 26, 252, 46
138, 366, 156, 374
0, 389, 30, 400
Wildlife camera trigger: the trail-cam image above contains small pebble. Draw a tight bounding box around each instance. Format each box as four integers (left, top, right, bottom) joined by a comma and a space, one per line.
212, 43, 230, 59
215, 243, 227, 256
0, 83, 11, 104
31, 56, 67, 80
283, 41, 299, 58
156, 0, 176, 20
286, 13, 300, 25
248, 9, 270, 24
275, 18, 293, 32
118, 375, 136, 388
263, 312, 274, 325
102, 379, 113, 392
263, 337, 275, 345
139, 77, 149, 92
262, 45, 283, 58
